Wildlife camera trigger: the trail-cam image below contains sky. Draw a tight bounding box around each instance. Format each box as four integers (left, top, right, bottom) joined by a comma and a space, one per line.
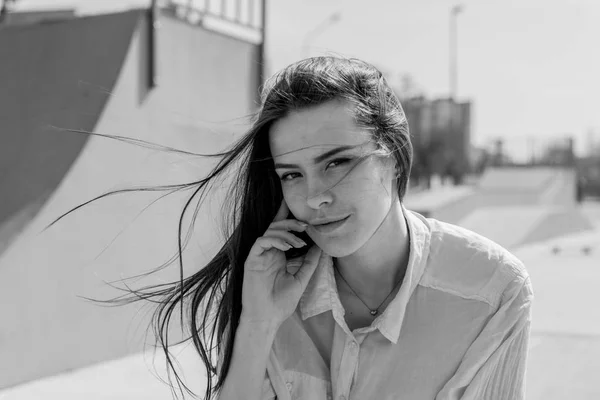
9, 0, 600, 155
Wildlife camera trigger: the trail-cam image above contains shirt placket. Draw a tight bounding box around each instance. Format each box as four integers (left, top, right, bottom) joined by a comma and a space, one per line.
332, 308, 371, 400
335, 336, 360, 400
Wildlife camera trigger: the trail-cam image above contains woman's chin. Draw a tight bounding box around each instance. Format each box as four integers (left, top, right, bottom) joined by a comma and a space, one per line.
307, 229, 361, 258
313, 241, 356, 259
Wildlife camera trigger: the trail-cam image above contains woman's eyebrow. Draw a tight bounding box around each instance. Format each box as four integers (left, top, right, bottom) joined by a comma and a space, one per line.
273, 145, 355, 169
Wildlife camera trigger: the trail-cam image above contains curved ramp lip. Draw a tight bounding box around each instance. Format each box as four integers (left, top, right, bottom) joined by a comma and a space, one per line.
0, 10, 142, 254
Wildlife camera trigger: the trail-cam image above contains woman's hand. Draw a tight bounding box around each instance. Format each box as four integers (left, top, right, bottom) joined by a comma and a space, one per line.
241, 200, 323, 327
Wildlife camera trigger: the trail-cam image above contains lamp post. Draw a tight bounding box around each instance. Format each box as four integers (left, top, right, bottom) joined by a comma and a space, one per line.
301, 11, 342, 58
449, 4, 464, 100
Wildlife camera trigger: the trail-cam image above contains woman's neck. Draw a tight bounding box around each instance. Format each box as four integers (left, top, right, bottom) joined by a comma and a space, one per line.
334, 201, 410, 301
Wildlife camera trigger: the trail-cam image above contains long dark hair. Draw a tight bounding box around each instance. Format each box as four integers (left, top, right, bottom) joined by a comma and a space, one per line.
51, 56, 413, 399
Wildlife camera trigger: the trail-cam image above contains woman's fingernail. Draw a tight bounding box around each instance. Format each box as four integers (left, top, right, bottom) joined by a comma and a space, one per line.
297, 240, 307, 247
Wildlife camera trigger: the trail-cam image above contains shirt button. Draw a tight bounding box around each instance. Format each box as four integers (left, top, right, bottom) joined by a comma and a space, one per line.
349, 341, 358, 350
286, 382, 293, 391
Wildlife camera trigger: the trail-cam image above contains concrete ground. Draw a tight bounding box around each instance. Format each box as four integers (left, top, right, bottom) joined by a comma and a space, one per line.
2, 201, 599, 399
517, 201, 600, 400
0, 344, 205, 400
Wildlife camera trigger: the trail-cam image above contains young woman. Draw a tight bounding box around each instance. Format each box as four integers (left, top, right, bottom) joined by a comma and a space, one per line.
206, 57, 532, 400
70, 57, 532, 399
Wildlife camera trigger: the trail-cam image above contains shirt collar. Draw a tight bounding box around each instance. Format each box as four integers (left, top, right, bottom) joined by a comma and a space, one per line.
297, 207, 432, 344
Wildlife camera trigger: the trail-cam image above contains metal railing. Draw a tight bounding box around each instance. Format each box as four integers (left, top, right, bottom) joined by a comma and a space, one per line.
148, 0, 267, 93
166, 0, 264, 32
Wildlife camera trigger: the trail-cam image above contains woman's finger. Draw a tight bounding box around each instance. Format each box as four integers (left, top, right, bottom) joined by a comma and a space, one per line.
293, 246, 323, 288
273, 199, 289, 223
263, 230, 307, 248
268, 219, 308, 233
248, 236, 292, 258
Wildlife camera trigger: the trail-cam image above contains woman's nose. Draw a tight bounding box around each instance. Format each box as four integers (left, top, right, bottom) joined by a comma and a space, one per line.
306, 182, 333, 210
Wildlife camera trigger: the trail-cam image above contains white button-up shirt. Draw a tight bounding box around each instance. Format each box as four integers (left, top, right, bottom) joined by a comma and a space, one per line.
262, 209, 534, 399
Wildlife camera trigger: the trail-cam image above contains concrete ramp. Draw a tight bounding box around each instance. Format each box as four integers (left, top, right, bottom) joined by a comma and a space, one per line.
0, 10, 141, 254
403, 185, 474, 220
478, 167, 556, 191
410, 167, 591, 250
0, 9, 261, 389
405, 167, 579, 225
458, 206, 593, 250
476, 167, 577, 207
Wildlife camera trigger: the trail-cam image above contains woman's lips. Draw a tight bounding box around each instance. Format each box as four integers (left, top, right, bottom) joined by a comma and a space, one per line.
311, 215, 350, 234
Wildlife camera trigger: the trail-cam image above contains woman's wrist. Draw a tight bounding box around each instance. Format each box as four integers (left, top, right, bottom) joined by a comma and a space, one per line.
238, 311, 282, 335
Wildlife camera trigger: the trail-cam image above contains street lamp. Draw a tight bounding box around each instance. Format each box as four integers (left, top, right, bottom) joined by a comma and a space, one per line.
301, 11, 342, 58
449, 4, 464, 100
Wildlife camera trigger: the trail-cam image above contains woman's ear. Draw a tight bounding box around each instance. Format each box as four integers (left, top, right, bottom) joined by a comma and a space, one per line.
385, 156, 401, 180
380, 159, 400, 188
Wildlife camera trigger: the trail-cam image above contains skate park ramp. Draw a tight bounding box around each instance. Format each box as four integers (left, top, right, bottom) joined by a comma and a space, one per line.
458, 205, 592, 250
0, 8, 261, 389
476, 167, 576, 207
458, 167, 592, 249
405, 167, 592, 249
0, 10, 141, 258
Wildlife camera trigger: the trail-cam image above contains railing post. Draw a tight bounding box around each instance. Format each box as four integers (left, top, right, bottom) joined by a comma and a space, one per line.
148, 0, 159, 88
256, 0, 267, 105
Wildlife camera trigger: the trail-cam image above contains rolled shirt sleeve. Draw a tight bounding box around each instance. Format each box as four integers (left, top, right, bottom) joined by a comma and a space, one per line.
437, 275, 534, 400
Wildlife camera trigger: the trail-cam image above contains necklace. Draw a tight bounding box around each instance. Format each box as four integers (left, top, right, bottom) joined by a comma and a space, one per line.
334, 264, 405, 316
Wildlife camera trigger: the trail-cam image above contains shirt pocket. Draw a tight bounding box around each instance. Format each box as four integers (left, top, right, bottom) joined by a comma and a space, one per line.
282, 370, 332, 400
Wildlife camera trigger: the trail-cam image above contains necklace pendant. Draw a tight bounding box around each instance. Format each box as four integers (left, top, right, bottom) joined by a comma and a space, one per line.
370, 309, 378, 316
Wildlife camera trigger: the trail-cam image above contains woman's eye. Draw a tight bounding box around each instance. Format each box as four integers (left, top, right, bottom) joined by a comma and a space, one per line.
279, 158, 351, 181
327, 157, 351, 169
280, 172, 301, 181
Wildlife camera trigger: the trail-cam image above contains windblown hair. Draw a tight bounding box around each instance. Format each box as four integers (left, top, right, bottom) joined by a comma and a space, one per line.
53, 56, 413, 399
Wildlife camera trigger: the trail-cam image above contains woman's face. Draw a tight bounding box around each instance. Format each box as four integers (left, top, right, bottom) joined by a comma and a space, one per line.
268, 99, 397, 257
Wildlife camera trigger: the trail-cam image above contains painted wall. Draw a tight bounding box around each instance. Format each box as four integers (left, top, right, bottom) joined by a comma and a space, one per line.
0, 11, 260, 388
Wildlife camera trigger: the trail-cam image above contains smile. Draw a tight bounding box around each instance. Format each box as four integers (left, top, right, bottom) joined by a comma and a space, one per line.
311, 215, 350, 234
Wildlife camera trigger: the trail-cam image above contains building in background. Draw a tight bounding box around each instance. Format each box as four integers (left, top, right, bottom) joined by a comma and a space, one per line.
400, 95, 472, 188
